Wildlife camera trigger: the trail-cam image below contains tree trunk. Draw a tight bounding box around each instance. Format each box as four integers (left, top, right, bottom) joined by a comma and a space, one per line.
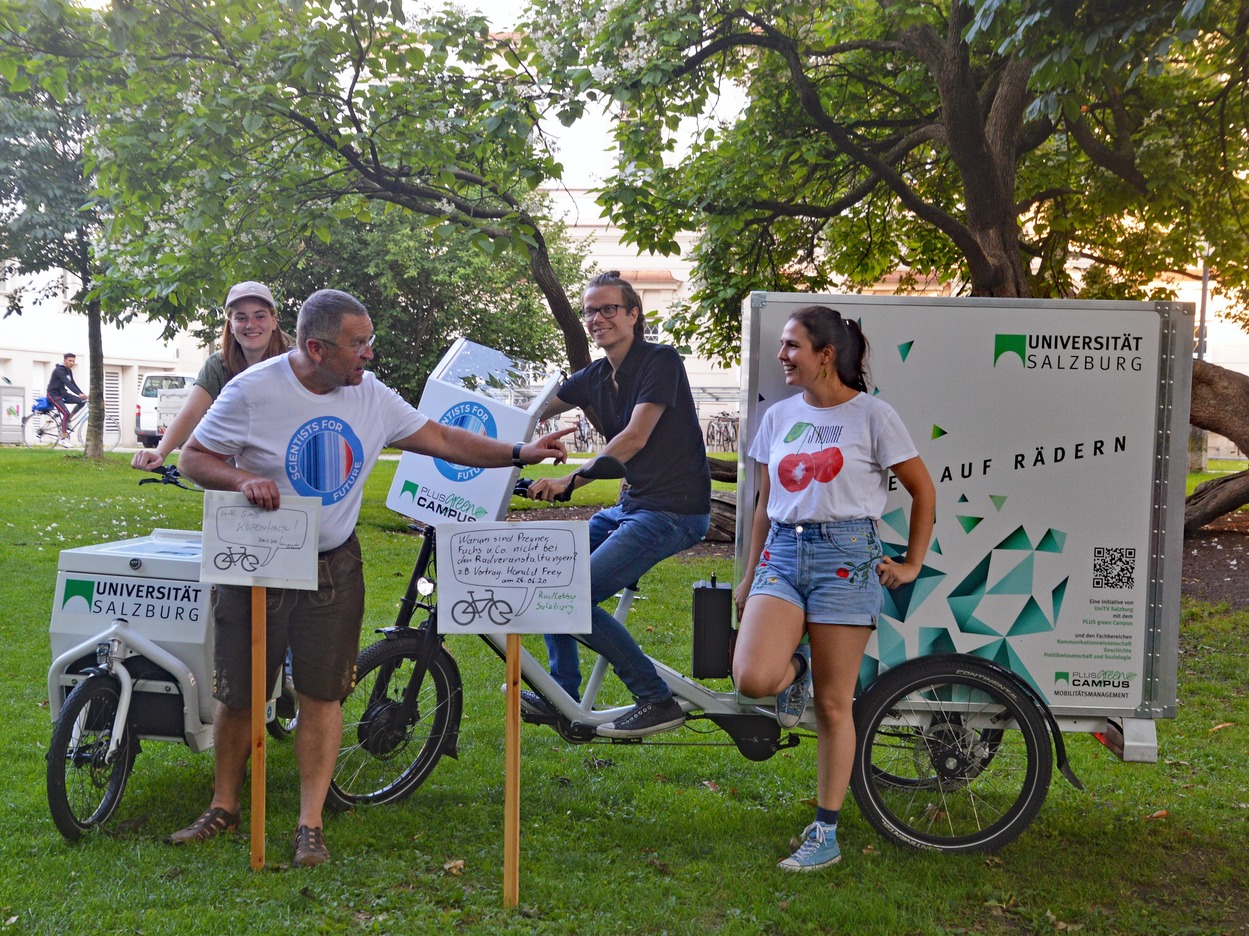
1184, 359, 1249, 533
84, 298, 104, 459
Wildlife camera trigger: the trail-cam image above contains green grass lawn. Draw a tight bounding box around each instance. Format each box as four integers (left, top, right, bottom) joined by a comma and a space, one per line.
0, 449, 1245, 934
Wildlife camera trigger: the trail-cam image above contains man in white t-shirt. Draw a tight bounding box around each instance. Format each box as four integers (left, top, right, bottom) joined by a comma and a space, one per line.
169, 289, 570, 867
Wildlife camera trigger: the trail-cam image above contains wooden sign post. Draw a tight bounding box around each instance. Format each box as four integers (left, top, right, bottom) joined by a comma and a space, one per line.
434, 520, 592, 906
200, 491, 321, 871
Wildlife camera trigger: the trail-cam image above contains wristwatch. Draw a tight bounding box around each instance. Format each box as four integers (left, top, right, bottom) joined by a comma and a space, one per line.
511, 442, 526, 468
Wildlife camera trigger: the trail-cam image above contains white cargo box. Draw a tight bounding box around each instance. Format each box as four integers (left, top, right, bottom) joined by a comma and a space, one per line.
50, 528, 214, 723
739, 296, 1193, 759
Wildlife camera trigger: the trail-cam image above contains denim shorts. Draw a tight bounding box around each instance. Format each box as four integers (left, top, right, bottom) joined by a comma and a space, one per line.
748, 519, 883, 626
212, 531, 365, 705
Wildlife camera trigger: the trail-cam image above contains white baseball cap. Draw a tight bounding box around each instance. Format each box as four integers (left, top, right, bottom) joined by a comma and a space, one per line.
225, 281, 275, 309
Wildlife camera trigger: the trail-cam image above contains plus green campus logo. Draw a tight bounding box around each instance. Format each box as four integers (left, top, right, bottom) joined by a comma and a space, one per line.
398, 479, 489, 522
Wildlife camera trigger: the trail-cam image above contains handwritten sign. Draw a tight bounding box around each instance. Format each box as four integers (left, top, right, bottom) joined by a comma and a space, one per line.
200, 491, 321, 589
435, 521, 591, 633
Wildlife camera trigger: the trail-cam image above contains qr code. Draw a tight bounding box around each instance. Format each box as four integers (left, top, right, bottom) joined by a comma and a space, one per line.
1093, 546, 1135, 589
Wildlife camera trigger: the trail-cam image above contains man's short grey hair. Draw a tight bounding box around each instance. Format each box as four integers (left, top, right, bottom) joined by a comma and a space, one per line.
296, 289, 368, 350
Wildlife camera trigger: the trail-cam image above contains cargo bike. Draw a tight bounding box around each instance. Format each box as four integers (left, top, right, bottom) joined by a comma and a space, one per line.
47, 300, 1191, 853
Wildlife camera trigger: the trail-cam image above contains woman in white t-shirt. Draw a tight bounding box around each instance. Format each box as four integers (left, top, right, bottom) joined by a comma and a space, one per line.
733, 304, 935, 872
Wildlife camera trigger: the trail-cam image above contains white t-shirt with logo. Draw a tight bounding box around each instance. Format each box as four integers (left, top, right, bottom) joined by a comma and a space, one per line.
748, 391, 918, 525
193, 353, 428, 551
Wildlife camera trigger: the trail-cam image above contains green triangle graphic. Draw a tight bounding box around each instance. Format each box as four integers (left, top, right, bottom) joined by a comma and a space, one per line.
1051, 576, 1069, 621
932, 425, 947, 440
919, 627, 959, 656
958, 494, 969, 503
956, 514, 983, 533
880, 507, 910, 540
990, 494, 1008, 512
1037, 528, 1067, 553
989, 553, 1035, 595
875, 618, 908, 670
996, 526, 1032, 550
1007, 595, 1053, 635
931, 537, 943, 556
898, 340, 914, 362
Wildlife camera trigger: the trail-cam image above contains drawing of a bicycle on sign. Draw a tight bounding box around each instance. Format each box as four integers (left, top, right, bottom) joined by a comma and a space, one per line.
450, 588, 515, 627
214, 546, 261, 572
435, 521, 591, 634
199, 492, 321, 590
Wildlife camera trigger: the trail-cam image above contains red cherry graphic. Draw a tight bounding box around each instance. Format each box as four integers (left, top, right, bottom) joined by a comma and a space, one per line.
777, 452, 816, 492
835, 568, 850, 578
812, 447, 844, 483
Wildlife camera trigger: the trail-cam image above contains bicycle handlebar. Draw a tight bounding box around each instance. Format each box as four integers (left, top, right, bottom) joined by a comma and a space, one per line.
512, 455, 627, 504
138, 465, 197, 491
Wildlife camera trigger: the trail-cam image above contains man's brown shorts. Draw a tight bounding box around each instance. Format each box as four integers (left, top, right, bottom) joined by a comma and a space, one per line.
211, 531, 365, 706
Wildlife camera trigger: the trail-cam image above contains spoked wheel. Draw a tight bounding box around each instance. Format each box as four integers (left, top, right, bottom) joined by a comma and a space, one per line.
266, 672, 299, 739
851, 655, 1052, 853
326, 636, 462, 810
22, 412, 61, 448
47, 675, 137, 841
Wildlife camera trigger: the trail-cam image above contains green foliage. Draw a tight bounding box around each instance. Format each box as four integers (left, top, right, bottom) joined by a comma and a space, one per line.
0, 0, 589, 368
275, 209, 581, 403
525, 0, 1249, 364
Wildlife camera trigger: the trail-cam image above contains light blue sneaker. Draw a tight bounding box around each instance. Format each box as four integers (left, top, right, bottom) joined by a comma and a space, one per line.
778, 821, 841, 871
775, 642, 811, 729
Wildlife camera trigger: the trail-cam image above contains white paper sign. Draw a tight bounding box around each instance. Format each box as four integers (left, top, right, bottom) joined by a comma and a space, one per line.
200, 491, 321, 589
435, 521, 592, 633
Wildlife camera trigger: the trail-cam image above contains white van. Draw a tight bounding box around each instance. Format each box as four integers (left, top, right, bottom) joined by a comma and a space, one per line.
134, 372, 196, 448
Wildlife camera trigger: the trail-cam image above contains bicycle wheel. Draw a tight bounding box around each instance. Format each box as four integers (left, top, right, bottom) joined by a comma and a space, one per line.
326, 636, 462, 809
22, 412, 61, 448
47, 675, 137, 842
850, 655, 1051, 854
486, 598, 514, 626
266, 671, 299, 739
450, 599, 475, 626
74, 411, 122, 452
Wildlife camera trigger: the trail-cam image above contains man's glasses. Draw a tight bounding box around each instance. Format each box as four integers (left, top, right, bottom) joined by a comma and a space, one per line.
582, 303, 627, 322
318, 333, 376, 354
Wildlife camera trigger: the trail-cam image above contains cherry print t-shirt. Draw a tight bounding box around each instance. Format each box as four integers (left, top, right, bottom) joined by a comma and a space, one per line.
747, 391, 917, 525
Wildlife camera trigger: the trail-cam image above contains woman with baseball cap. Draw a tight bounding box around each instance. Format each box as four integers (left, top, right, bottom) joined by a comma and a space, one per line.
132, 281, 292, 471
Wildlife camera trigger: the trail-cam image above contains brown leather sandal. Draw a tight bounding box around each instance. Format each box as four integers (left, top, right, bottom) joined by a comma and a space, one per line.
167, 806, 240, 845
293, 825, 330, 867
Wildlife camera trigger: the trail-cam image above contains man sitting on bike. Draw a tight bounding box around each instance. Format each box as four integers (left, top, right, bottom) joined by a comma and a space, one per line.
46, 352, 86, 439
527, 271, 712, 738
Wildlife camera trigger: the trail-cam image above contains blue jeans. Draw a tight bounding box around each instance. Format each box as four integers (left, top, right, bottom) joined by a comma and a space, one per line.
544, 505, 710, 704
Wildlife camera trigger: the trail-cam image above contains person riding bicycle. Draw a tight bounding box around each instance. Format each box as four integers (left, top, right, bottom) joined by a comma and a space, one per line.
132, 281, 292, 472
169, 288, 572, 867
46, 352, 86, 439
732, 304, 935, 872
527, 271, 712, 738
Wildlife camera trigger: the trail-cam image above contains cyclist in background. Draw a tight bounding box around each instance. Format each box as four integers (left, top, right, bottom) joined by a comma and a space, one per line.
46, 352, 86, 439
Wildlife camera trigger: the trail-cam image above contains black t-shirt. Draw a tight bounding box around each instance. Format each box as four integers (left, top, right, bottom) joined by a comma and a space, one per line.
559, 340, 711, 515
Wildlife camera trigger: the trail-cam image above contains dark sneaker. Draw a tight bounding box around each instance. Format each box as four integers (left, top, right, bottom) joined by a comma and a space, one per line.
519, 689, 558, 718
597, 697, 685, 738
775, 642, 812, 729
778, 821, 840, 871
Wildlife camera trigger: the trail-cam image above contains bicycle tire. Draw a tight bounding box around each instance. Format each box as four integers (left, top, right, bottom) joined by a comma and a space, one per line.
450, 599, 475, 626
22, 412, 60, 448
850, 655, 1051, 854
486, 599, 514, 626
74, 411, 122, 452
47, 675, 136, 842
266, 672, 299, 739
326, 636, 462, 809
